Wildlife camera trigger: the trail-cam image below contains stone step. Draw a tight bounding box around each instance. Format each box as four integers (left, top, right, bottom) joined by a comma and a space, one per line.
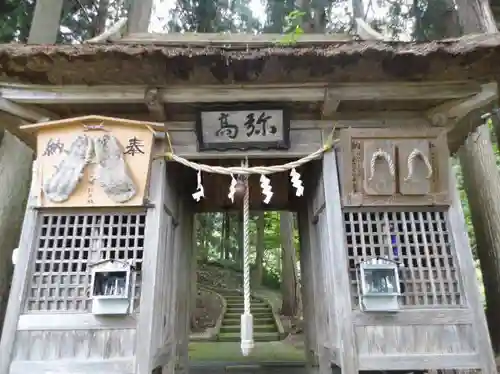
226, 308, 271, 315
189, 363, 307, 374
218, 332, 281, 342
223, 317, 275, 326
227, 302, 267, 308
225, 311, 272, 319
220, 324, 277, 333
219, 291, 245, 296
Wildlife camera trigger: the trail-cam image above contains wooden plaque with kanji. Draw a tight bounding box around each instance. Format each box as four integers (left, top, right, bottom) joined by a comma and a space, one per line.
21, 115, 162, 208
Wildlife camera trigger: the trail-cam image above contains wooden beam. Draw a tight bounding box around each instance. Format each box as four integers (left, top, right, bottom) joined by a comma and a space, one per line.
0, 189, 38, 374
0, 97, 56, 122
0, 81, 481, 105
0, 112, 37, 149
426, 82, 498, 126
144, 88, 166, 122
118, 32, 353, 46
322, 88, 341, 118
358, 353, 480, 371
27, 0, 64, 44
127, 0, 154, 34
19, 115, 164, 133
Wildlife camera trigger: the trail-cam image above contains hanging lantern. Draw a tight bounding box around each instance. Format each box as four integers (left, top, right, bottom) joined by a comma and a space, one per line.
356, 257, 401, 312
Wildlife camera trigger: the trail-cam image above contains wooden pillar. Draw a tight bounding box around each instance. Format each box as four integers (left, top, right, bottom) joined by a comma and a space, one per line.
297, 206, 319, 369
157, 215, 179, 374
128, 0, 154, 33
0, 134, 34, 374
447, 163, 497, 372
175, 202, 193, 374
322, 150, 358, 373
136, 159, 168, 374
28, 0, 65, 44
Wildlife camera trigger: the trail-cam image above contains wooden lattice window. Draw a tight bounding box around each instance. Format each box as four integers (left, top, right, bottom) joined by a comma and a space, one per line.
25, 212, 145, 312
344, 209, 463, 308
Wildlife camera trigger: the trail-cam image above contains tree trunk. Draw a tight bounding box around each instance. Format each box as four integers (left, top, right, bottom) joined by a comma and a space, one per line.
223, 212, 230, 260
237, 212, 244, 270
0, 131, 33, 335
93, 0, 110, 36
253, 211, 265, 286
458, 125, 500, 353
219, 213, 225, 260
28, 0, 65, 44
453, 0, 500, 354
280, 211, 298, 317
292, 214, 303, 319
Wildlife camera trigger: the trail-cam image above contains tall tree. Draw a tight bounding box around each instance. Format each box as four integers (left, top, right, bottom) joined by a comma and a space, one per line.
451, 0, 500, 354
253, 211, 265, 286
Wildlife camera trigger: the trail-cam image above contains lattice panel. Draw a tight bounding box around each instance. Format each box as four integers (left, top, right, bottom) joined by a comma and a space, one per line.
25, 212, 146, 312
344, 210, 463, 307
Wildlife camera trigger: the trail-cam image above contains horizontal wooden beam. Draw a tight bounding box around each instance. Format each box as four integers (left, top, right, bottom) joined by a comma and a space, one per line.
10, 359, 134, 374
118, 32, 353, 46
353, 308, 473, 326
358, 353, 480, 371
426, 81, 498, 152
17, 313, 138, 331
0, 81, 481, 105
427, 82, 498, 126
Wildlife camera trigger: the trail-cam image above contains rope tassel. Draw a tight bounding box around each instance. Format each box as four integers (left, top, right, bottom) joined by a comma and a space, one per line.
260, 174, 273, 204
228, 174, 237, 203
241, 159, 254, 356
290, 168, 304, 196
192, 169, 205, 202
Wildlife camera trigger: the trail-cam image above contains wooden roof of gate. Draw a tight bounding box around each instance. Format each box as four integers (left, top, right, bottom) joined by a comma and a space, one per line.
0, 33, 500, 85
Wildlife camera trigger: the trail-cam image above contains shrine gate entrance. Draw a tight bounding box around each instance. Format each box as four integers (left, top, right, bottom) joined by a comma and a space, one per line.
0, 34, 497, 374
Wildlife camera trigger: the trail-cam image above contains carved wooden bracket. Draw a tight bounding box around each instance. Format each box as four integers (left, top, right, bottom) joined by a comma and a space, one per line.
339, 128, 450, 207
144, 88, 166, 122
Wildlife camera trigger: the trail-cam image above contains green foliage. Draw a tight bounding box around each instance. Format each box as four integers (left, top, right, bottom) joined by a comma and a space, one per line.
278, 10, 306, 45
262, 268, 281, 290
0, 0, 34, 42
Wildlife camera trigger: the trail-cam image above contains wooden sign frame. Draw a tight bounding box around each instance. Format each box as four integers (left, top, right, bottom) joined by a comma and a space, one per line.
338, 127, 450, 207
20, 115, 163, 208
195, 103, 290, 151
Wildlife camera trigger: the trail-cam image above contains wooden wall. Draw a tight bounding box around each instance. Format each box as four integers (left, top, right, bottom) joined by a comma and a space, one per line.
0, 155, 192, 374
353, 311, 479, 371
298, 148, 494, 373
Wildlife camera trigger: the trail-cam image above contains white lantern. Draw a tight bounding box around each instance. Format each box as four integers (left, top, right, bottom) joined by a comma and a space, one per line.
357, 257, 401, 312
89, 259, 134, 315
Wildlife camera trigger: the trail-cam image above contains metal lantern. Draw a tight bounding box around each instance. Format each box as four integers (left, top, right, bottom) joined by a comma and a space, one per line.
89, 259, 134, 315
356, 257, 401, 312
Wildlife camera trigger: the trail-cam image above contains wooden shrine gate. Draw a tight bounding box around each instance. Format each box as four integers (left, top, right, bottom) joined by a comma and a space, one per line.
0, 112, 496, 374
0, 33, 499, 374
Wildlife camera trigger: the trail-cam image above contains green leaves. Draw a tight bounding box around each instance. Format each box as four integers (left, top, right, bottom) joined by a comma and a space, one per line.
277, 10, 306, 46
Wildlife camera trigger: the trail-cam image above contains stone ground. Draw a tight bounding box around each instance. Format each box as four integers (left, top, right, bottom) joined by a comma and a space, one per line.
188, 341, 305, 363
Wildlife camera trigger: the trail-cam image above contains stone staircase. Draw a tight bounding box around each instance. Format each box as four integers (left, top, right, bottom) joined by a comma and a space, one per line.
190, 363, 307, 374
218, 291, 281, 342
